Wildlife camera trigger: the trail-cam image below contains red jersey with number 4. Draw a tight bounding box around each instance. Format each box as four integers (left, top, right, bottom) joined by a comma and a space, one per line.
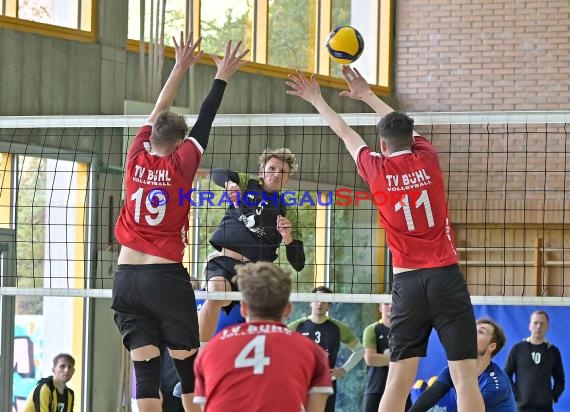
114, 124, 203, 262
356, 136, 458, 268
194, 321, 333, 411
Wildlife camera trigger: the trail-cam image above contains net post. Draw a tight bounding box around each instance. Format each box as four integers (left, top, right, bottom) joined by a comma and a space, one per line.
535, 237, 543, 296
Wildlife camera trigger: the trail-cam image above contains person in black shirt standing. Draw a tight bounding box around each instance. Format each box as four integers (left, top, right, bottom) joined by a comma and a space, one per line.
504, 310, 565, 412
361, 303, 411, 412
288, 286, 364, 412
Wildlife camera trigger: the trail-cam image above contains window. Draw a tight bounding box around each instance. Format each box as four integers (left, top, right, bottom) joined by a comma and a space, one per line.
200, 0, 252, 56
267, 0, 316, 71
4, 154, 88, 411
127, 0, 394, 93
330, 199, 387, 293
0, 0, 95, 41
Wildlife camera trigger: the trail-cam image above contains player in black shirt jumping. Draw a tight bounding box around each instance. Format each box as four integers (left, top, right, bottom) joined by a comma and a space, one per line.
198, 148, 306, 343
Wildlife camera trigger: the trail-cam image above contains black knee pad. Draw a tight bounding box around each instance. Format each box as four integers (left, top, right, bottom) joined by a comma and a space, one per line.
172, 353, 197, 394
133, 356, 161, 399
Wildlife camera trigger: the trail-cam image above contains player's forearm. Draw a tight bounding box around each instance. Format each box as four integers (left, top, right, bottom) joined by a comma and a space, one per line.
189, 79, 227, 149
364, 350, 389, 367
285, 239, 305, 271
553, 379, 565, 402
152, 65, 188, 116
211, 168, 239, 188
340, 342, 364, 373
312, 96, 366, 159
305, 393, 330, 412
361, 91, 394, 116
408, 381, 450, 412
313, 96, 352, 140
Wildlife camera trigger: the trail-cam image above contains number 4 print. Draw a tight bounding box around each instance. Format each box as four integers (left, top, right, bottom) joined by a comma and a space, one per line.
234, 335, 271, 375
394, 190, 434, 231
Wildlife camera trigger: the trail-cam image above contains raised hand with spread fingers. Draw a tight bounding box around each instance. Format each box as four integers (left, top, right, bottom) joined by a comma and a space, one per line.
213, 40, 250, 82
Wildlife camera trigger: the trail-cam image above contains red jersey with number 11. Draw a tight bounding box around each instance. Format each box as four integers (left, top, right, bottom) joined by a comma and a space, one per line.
114, 124, 203, 262
194, 321, 333, 411
356, 136, 458, 268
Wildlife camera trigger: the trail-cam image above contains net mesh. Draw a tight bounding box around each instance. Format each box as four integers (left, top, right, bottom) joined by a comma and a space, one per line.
0, 112, 569, 305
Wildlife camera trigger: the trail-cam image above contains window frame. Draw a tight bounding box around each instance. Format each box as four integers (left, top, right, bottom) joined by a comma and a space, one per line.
0, 0, 97, 43
0, 149, 90, 411
127, 0, 394, 95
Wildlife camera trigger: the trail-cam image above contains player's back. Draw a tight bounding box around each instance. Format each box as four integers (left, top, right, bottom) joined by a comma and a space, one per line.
478, 362, 517, 412
356, 136, 458, 268
194, 321, 333, 411
116, 125, 203, 261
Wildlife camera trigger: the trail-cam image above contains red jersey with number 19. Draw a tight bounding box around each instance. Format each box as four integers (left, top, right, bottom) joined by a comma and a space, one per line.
114, 124, 203, 262
194, 321, 333, 411
356, 136, 458, 268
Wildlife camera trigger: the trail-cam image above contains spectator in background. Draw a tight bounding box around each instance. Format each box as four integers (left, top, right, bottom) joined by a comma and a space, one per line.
505, 310, 565, 412
362, 303, 411, 412
288, 286, 364, 412
24, 353, 75, 412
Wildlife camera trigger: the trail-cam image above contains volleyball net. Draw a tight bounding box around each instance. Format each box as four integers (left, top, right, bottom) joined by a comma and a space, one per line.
0, 112, 569, 305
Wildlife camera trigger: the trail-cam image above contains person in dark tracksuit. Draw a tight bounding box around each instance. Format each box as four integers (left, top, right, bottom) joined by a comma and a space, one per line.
505, 310, 565, 412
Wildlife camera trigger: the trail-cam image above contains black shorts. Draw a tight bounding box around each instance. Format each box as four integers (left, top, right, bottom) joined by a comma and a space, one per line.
389, 264, 477, 362
111, 263, 199, 352
205, 256, 244, 314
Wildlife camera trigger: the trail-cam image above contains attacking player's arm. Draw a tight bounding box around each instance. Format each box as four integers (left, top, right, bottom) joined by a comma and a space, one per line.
188, 41, 249, 151
339, 66, 394, 117
285, 71, 366, 162
148, 32, 203, 123
210, 169, 250, 207
278, 212, 305, 271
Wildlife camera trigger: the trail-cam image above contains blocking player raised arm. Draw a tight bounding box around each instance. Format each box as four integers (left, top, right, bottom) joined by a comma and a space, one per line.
285, 70, 366, 162
287, 69, 484, 412
188, 41, 249, 151
112, 36, 248, 412
148, 32, 203, 123
339, 66, 422, 139
339, 66, 394, 117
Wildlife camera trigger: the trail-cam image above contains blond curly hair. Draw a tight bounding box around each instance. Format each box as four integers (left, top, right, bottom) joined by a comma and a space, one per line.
258, 148, 298, 175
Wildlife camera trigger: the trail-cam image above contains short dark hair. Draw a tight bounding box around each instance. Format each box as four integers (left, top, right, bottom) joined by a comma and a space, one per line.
234, 262, 291, 321
311, 286, 333, 294
53, 353, 75, 368
151, 111, 188, 147
376, 112, 415, 150
477, 318, 506, 358
531, 309, 549, 323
